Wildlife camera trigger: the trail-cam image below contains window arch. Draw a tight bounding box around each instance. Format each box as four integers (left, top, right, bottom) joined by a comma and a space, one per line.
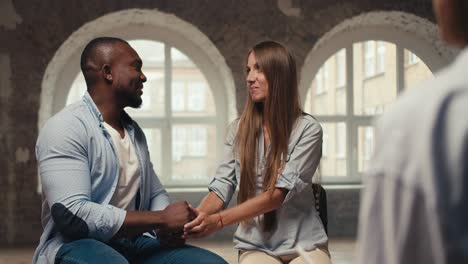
300, 11, 456, 183
39, 9, 236, 188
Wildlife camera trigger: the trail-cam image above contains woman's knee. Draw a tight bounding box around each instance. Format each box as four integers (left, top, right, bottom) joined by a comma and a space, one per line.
289, 248, 331, 264
239, 251, 282, 264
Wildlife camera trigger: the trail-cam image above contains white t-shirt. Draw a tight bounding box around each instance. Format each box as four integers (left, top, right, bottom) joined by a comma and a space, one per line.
103, 122, 141, 211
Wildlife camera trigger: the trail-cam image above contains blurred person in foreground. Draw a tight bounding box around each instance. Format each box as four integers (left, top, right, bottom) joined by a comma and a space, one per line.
358, 0, 468, 263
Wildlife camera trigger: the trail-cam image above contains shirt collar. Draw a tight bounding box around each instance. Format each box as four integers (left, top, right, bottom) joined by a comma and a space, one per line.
82, 91, 135, 130
82, 91, 104, 123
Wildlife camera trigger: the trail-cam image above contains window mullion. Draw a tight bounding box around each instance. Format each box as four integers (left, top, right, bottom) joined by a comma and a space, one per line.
396, 45, 405, 94
348, 118, 359, 180
162, 44, 173, 182
345, 45, 358, 180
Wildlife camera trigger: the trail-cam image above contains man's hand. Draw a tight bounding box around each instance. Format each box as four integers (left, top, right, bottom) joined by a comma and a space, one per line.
162, 201, 196, 231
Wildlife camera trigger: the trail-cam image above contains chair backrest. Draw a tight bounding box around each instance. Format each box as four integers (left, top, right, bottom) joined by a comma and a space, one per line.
311, 183, 328, 234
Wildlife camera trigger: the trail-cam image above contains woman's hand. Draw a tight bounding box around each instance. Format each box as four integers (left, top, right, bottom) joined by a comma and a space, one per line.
183, 211, 223, 239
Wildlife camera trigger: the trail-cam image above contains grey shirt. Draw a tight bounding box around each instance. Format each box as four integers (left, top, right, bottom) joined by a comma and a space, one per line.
358, 48, 468, 264
209, 114, 328, 256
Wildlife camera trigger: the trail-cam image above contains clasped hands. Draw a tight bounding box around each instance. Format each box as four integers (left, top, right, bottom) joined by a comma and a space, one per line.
158, 201, 222, 246
183, 209, 223, 239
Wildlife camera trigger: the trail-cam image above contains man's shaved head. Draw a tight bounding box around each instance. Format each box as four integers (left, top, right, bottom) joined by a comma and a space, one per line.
80, 37, 129, 87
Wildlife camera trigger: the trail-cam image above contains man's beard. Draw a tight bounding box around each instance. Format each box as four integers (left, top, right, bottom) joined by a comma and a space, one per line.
127, 94, 142, 108
121, 81, 143, 108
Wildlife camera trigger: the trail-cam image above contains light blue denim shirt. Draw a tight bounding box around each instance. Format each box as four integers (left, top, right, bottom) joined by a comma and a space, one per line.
33, 92, 170, 264
209, 114, 328, 256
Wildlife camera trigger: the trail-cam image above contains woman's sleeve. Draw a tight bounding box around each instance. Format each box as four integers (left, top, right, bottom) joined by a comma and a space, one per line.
208, 121, 239, 208
275, 119, 323, 203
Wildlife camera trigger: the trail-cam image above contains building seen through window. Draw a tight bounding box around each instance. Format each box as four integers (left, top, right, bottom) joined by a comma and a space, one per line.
66, 40, 218, 187
304, 41, 433, 182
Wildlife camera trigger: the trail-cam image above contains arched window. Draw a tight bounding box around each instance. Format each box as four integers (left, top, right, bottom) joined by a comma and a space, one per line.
39, 9, 236, 190
67, 40, 220, 187
301, 11, 455, 183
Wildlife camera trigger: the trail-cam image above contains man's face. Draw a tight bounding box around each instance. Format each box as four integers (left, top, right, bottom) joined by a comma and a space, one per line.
111, 43, 147, 108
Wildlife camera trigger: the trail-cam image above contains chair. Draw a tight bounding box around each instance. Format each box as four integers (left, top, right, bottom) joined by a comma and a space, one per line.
312, 183, 328, 234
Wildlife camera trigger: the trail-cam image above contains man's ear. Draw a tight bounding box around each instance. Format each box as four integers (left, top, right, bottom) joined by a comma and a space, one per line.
103, 64, 112, 82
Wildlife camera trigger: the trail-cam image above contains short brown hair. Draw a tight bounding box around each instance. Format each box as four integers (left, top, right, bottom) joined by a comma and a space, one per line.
453, 0, 468, 43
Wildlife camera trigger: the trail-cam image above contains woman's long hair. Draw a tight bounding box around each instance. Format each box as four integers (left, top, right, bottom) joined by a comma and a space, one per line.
236, 41, 303, 231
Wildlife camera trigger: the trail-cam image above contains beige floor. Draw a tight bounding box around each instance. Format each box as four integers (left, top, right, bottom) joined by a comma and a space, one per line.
0, 239, 356, 264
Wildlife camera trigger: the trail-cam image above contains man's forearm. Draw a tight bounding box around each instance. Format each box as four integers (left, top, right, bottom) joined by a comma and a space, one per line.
114, 201, 193, 239
114, 210, 167, 238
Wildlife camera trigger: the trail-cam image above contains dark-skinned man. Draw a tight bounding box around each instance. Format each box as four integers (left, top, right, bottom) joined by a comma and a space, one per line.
33, 37, 227, 264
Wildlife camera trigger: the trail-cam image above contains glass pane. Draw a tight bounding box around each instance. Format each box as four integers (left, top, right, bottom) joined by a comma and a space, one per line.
143, 128, 162, 175
126, 40, 165, 117
404, 49, 433, 90
171, 47, 215, 117
353, 41, 397, 115
376, 41, 386, 74
320, 122, 347, 177
304, 49, 347, 116
66, 73, 87, 105
171, 124, 217, 184
357, 126, 375, 173
364, 41, 376, 77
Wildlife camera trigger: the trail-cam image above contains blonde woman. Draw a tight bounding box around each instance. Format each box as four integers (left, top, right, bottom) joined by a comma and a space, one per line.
184, 41, 331, 264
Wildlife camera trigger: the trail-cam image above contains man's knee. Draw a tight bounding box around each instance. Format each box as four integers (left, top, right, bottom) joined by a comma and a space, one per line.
56, 239, 128, 264
142, 245, 227, 264
180, 246, 227, 264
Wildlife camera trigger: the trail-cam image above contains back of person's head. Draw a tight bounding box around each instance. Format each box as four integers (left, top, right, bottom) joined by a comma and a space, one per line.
434, 0, 468, 47
80, 37, 129, 87
452, 0, 468, 44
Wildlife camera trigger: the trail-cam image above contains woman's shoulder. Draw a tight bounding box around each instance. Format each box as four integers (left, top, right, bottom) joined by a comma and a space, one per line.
224, 118, 240, 144
228, 118, 240, 129
295, 113, 322, 133
226, 118, 241, 135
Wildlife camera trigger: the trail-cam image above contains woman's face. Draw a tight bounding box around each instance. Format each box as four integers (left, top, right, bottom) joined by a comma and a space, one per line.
246, 52, 269, 103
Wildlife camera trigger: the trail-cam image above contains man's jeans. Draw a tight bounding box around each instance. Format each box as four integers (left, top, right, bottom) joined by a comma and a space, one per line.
55, 236, 227, 264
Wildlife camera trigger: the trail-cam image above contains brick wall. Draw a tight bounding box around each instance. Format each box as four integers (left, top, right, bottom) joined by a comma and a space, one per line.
0, 0, 435, 245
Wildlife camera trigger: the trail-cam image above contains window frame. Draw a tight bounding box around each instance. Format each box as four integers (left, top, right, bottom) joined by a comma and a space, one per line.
40, 9, 238, 192
299, 12, 451, 184
308, 43, 433, 183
